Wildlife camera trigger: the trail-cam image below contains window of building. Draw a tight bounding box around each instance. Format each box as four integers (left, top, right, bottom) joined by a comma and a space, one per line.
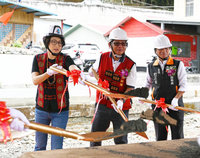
171, 41, 191, 57
186, 0, 194, 16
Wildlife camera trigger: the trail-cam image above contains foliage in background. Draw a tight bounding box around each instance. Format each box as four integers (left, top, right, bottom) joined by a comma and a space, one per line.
52, 0, 174, 6
12, 41, 22, 48
104, 0, 174, 9
45, 0, 174, 10
59, 0, 83, 2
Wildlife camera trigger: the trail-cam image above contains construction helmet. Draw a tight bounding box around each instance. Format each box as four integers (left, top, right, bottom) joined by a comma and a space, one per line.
154, 34, 172, 49
43, 25, 65, 49
108, 27, 128, 42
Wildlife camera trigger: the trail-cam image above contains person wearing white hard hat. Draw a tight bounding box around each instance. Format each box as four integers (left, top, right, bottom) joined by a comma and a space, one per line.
88, 27, 137, 146
31, 25, 81, 151
145, 34, 187, 141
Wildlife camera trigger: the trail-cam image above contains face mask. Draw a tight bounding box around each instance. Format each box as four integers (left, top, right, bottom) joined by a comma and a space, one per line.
114, 54, 122, 58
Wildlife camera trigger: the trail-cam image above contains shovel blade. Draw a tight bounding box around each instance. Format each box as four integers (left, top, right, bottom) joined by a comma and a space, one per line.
135, 132, 148, 139
80, 131, 120, 142
120, 118, 148, 139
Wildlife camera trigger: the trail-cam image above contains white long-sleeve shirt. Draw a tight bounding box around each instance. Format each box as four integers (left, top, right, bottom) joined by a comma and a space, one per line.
145, 59, 187, 92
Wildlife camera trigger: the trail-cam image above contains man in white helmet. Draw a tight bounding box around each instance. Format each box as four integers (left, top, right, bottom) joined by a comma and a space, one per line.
88, 27, 137, 146
145, 34, 187, 141
31, 25, 81, 151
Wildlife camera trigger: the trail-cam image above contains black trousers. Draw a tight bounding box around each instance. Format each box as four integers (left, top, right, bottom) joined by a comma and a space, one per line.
154, 108, 184, 141
90, 104, 129, 147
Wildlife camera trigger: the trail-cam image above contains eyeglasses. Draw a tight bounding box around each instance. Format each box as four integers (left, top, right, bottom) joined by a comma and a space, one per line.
50, 40, 62, 46
112, 42, 128, 47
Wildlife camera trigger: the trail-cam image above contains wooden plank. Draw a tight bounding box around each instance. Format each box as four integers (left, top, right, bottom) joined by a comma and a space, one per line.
20, 138, 200, 158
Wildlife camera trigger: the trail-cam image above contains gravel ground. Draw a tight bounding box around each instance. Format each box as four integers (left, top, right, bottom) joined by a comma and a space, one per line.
1, 112, 200, 158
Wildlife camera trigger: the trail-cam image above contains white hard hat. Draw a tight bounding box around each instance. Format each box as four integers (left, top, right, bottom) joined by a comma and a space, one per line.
154, 34, 172, 49
109, 27, 128, 42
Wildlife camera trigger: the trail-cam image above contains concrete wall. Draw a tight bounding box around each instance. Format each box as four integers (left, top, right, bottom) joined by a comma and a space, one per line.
174, 0, 200, 20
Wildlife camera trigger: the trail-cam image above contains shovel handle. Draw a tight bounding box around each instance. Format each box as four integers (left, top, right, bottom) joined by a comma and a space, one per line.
91, 68, 128, 122
7, 119, 85, 141
139, 99, 200, 114
108, 96, 128, 122
50, 66, 67, 75
25, 122, 86, 140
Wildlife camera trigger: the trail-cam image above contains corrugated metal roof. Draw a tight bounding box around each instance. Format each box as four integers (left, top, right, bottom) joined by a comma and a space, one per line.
148, 19, 200, 26
0, 0, 56, 16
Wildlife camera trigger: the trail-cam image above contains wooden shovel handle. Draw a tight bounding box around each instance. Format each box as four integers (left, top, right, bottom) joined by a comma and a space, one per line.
25, 122, 86, 140
139, 99, 200, 114
7, 119, 86, 141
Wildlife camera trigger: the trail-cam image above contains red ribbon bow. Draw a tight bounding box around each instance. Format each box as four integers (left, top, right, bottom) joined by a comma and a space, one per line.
66, 69, 81, 86
98, 78, 109, 90
154, 98, 169, 114
154, 98, 169, 132
0, 101, 12, 143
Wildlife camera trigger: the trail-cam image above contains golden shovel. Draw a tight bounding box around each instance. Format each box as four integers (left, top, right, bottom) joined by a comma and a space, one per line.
0, 120, 133, 143
50, 66, 148, 139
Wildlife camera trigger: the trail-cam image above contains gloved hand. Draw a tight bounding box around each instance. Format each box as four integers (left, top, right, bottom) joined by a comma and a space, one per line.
88, 67, 95, 77
78, 71, 87, 86
9, 108, 30, 131
57, 65, 63, 70
111, 100, 123, 113
169, 98, 179, 111
47, 64, 59, 76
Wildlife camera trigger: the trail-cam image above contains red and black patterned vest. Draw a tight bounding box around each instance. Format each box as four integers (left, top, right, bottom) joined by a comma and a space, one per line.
36, 52, 66, 109
97, 52, 135, 110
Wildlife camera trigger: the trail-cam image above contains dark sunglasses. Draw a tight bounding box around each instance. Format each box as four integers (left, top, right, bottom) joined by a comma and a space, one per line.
112, 42, 128, 47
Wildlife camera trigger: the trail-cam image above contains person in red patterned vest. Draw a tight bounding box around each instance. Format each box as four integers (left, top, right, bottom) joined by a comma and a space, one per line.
31, 25, 80, 151
89, 27, 137, 146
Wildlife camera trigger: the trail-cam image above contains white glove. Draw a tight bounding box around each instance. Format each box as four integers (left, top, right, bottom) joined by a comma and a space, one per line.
9, 108, 30, 131
80, 71, 86, 81
88, 67, 95, 77
47, 64, 58, 76
57, 65, 63, 70
78, 71, 87, 86
169, 98, 179, 111
112, 100, 123, 113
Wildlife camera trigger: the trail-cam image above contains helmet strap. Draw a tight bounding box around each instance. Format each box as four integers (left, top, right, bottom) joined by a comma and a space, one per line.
155, 48, 171, 61
47, 47, 60, 57
155, 52, 169, 61
159, 56, 168, 61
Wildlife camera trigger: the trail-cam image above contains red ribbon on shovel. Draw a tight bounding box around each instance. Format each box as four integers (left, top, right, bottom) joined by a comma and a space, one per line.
66, 69, 81, 86
0, 101, 12, 143
154, 98, 169, 132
